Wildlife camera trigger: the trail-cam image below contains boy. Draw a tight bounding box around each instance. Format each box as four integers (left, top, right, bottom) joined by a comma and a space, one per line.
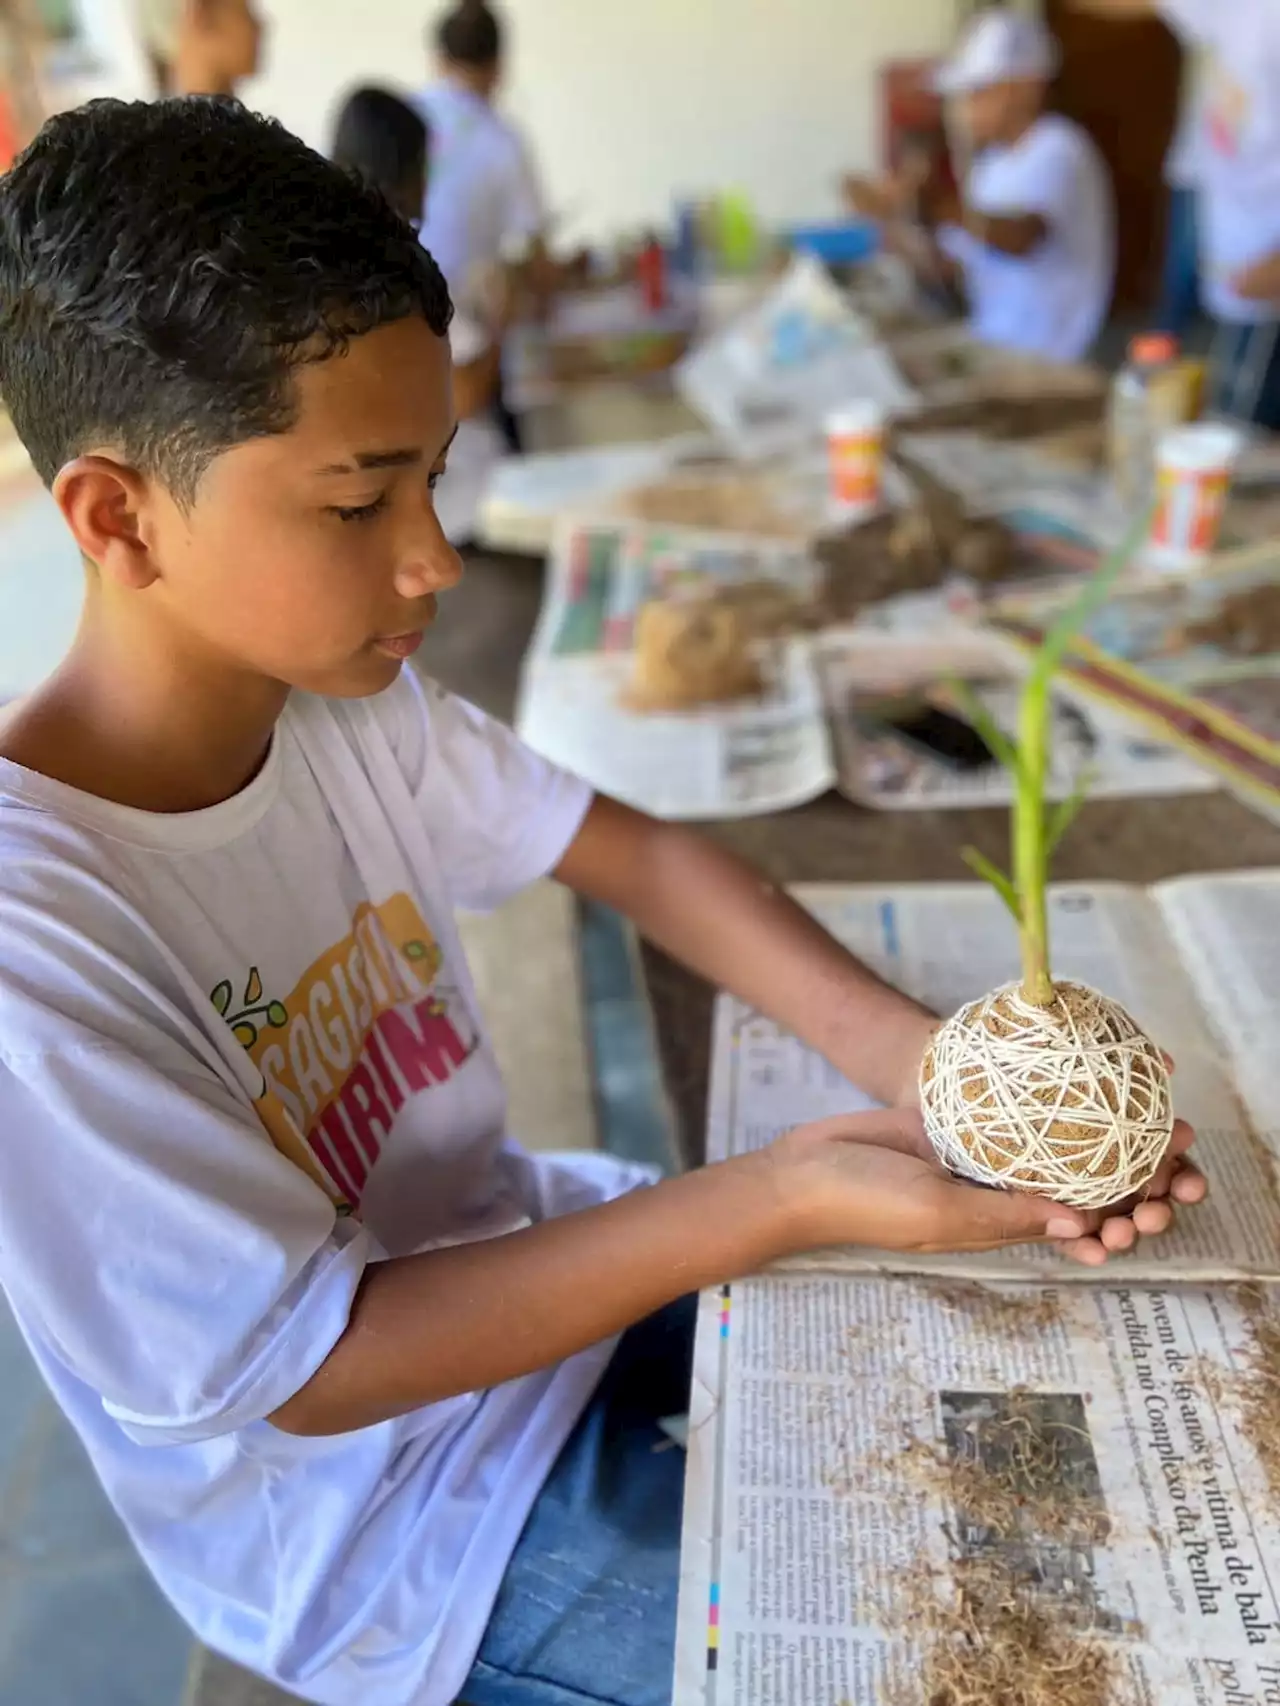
0, 100, 1201, 1706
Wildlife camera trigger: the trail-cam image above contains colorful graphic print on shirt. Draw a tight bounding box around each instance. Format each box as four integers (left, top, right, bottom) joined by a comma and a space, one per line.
1204, 53, 1249, 159
212, 892, 477, 1212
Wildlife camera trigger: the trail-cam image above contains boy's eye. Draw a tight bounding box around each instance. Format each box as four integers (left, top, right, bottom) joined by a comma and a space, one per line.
331, 493, 390, 524
427, 468, 445, 491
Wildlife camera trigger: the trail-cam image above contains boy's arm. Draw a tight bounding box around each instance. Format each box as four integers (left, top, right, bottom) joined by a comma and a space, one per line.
269, 1109, 1103, 1437
554, 796, 937, 1107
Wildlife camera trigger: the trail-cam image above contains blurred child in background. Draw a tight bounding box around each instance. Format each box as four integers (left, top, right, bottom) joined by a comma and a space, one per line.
135, 0, 263, 97
331, 84, 505, 547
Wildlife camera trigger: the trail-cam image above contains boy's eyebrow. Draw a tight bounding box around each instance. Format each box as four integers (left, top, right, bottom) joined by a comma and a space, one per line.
315, 426, 459, 476
316, 448, 423, 475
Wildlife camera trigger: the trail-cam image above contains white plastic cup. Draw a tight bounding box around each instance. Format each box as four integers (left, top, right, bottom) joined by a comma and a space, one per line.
825, 400, 887, 518
1147, 422, 1244, 573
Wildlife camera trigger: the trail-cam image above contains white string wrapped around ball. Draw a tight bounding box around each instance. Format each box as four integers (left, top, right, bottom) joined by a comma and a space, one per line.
920, 980, 1174, 1211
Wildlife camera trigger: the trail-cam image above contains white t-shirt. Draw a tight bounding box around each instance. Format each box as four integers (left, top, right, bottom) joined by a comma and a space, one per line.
417, 80, 544, 307
1159, 0, 1280, 322
938, 113, 1115, 363
1165, 45, 1207, 188
0, 672, 652, 1706
440, 310, 505, 545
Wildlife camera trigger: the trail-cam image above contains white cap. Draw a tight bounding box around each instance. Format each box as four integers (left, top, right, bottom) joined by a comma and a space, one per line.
933, 10, 1061, 96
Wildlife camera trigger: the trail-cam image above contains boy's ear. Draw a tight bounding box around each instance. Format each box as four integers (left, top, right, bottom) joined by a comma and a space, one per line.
51, 455, 165, 590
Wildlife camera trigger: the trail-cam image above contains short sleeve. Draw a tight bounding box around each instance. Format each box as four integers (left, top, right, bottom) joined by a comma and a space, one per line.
971, 128, 1086, 228
372, 672, 592, 912
1157, 0, 1217, 44
0, 1031, 369, 1446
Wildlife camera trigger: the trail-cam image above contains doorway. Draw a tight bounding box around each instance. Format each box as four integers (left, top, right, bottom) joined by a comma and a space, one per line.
1044, 0, 1183, 314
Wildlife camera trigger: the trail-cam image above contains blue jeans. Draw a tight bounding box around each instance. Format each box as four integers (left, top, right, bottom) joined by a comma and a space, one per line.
1157, 186, 1200, 339
464, 1296, 696, 1706
1211, 320, 1280, 430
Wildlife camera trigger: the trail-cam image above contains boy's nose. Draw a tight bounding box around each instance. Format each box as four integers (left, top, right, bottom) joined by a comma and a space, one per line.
392, 507, 464, 600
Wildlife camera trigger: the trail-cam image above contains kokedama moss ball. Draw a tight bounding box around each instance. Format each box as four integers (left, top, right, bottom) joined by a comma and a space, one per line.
919, 981, 1175, 1210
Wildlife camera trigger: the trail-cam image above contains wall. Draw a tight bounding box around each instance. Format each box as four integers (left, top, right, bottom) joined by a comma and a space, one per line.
75, 0, 961, 242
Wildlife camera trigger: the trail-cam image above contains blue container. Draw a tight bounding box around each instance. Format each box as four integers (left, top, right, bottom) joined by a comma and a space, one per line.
784, 220, 879, 266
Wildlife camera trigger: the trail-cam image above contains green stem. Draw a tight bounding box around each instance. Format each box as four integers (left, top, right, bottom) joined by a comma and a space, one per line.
1015, 657, 1054, 1008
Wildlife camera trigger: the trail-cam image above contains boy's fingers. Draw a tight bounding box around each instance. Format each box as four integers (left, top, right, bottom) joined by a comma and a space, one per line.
932, 1179, 1090, 1250
1170, 1167, 1208, 1204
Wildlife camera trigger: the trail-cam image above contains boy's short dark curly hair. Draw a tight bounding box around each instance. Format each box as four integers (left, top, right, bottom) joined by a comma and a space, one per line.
0, 97, 453, 500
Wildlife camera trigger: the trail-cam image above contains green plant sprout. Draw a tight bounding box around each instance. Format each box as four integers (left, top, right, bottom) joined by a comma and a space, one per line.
949, 515, 1148, 1009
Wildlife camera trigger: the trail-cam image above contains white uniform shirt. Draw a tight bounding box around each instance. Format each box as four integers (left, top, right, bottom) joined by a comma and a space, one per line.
939, 113, 1115, 363
1159, 0, 1280, 322
0, 672, 651, 1705
416, 80, 544, 308
439, 310, 505, 545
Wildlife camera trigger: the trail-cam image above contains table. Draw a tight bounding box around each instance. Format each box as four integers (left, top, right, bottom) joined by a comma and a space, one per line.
422, 377, 1280, 1168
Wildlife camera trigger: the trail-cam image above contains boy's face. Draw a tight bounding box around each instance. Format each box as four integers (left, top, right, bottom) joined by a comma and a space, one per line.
122, 315, 464, 699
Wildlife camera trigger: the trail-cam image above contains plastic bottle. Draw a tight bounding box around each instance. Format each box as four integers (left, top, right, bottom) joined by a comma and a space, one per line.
1107, 333, 1181, 517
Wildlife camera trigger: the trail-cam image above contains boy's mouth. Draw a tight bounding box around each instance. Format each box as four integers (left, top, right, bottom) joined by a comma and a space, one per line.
374, 630, 426, 659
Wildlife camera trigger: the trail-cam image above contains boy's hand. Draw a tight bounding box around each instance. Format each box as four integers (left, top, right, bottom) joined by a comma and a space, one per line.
767, 1108, 1204, 1266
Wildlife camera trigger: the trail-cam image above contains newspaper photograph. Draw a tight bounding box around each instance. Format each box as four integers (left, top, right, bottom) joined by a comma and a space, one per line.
705, 877, 1280, 1282
816, 629, 1216, 812
675, 1273, 1280, 1705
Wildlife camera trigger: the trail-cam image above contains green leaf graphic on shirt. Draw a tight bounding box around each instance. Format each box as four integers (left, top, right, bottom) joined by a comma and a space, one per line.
212, 969, 290, 1053
403, 940, 429, 961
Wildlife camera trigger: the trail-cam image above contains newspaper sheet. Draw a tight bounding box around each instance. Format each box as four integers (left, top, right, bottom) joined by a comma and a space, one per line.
706, 877, 1280, 1281
676, 255, 919, 459
816, 628, 1216, 811
516, 524, 835, 819
477, 434, 715, 555
675, 1273, 1280, 1705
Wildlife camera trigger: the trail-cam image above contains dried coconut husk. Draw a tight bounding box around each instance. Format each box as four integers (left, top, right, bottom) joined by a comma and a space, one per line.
626, 595, 764, 711
1219, 1285, 1280, 1508
1185, 583, 1280, 658
904, 1558, 1121, 1706
886, 1392, 1122, 1706
906, 390, 1107, 442
920, 981, 1174, 1210
625, 578, 816, 712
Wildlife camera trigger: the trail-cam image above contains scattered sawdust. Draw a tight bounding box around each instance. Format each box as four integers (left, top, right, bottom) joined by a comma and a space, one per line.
899, 1390, 1110, 1548
900, 1557, 1122, 1706
923, 1282, 1065, 1345
881, 1390, 1124, 1704
1222, 1284, 1280, 1507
